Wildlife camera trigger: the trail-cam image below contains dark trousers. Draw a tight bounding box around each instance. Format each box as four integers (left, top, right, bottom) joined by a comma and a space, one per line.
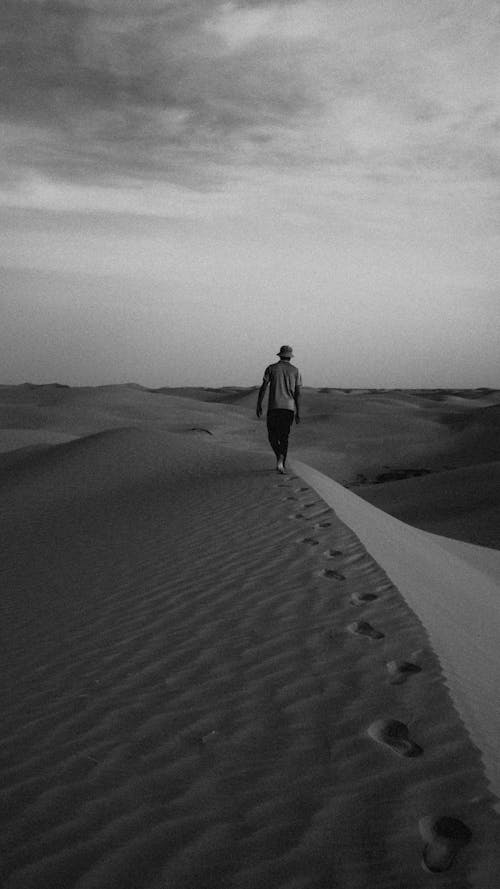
266, 409, 295, 464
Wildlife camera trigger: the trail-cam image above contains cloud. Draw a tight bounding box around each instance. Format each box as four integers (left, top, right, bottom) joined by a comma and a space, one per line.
206, 1, 326, 48
0, 0, 498, 199
0, 0, 322, 188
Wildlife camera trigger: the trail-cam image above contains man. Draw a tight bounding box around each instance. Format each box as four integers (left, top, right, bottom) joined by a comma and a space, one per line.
256, 345, 302, 473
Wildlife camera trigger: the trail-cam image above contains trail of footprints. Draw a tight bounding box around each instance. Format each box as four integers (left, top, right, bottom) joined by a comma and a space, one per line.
277, 472, 472, 876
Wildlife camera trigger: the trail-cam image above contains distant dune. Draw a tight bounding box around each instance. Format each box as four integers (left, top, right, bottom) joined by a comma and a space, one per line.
351, 461, 500, 548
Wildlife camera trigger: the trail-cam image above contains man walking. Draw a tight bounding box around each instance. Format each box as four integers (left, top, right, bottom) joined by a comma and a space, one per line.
256, 345, 302, 473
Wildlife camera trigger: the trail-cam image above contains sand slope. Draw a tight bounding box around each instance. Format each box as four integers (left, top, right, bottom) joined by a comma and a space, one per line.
351, 460, 500, 548
1, 425, 499, 887
292, 462, 500, 815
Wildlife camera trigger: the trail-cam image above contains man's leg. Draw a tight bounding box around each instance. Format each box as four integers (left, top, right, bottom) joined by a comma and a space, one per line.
266, 411, 281, 461
276, 410, 295, 466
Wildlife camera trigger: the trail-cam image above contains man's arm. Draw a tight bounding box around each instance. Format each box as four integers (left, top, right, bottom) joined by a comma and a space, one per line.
256, 380, 268, 418
294, 386, 301, 423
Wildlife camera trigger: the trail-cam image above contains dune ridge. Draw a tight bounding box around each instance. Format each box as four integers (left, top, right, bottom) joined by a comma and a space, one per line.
291, 461, 500, 813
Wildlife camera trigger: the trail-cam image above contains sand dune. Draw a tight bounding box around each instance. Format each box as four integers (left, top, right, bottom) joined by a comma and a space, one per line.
0, 428, 77, 454
0, 383, 251, 440
1, 383, 500, 887
351, 460, 500, 548
293, 461, 500, 802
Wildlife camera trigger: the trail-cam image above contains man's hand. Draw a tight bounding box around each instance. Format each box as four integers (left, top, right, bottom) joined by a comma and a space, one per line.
295, 413, 301, 424
256, 405, 263, 418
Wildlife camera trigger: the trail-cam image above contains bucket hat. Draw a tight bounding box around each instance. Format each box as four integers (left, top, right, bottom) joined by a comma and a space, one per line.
277, 345, 294, 358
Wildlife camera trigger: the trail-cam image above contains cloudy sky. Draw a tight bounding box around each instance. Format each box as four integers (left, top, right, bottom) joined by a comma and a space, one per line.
1, 0, 499, 387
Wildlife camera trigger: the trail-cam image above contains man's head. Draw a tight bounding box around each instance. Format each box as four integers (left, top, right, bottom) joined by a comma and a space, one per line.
277, 345, 294, 360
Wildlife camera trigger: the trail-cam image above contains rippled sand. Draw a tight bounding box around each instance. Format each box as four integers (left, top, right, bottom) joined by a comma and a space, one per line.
1, 385, 499, 887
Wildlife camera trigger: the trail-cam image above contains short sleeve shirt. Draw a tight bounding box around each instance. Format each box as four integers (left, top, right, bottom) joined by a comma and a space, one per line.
263, 360, 302, 412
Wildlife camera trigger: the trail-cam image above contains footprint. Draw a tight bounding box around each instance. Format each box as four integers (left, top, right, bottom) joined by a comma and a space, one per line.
347, 620, 384, 640
324, 548, 343, 559
419, 815, 472, 873
283, 495, 297, 500
290, 513, 306, 519
303, 503, 318, 508
368, 719, 423, 757
319, 568, 346, 581
302, 537, 320, 546
386, 660, 422, 685
314, 521, 332, 529
350, 592, 378, 606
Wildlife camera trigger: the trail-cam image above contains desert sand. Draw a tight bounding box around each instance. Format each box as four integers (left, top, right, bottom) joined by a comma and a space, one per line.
1, 383, 500, 888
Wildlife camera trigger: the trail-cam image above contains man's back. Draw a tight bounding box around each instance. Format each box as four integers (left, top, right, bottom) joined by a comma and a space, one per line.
264, 359, 302, 412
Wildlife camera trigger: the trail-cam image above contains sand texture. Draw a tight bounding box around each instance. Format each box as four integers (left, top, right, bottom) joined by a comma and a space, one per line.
1, 384, 500, 888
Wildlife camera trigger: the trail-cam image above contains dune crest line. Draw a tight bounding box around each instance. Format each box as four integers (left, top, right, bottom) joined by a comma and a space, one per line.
290, 458, 500, 814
